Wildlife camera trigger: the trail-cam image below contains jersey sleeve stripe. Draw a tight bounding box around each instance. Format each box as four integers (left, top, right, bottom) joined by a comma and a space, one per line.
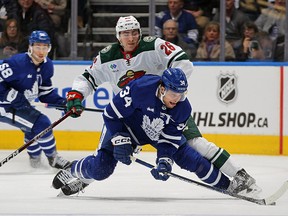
158, 139, 179, 148
38, 88, 53, 97
83, 70, 98, 91
110, 100, 123, 118
125, 124, 141, 145
161, 132, 182, 140
167, 50, 187, 68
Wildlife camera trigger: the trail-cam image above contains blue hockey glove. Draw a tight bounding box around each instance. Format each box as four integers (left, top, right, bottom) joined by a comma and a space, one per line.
66, 90, 84, 118
5, 88, 30, 110
151, 157, 173, 181
111, 134, 133, 165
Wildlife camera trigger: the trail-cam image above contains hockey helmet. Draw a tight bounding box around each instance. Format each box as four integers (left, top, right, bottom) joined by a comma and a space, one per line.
29, 30, 51, 45
116, 16, 142, 40
162, 68, 188, 93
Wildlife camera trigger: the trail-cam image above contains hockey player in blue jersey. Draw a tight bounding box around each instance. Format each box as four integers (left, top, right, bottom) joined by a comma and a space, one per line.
51, 16, 261, 196
0, 30, 70, 169
51, 68, 243, 196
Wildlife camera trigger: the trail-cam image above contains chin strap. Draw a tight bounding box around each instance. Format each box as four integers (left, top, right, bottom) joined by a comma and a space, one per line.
157, 85, 167, 104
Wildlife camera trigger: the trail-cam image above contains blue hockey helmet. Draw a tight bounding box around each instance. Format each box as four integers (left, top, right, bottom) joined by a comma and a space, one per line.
29, 30, 51, 45
162, 68, 188, 93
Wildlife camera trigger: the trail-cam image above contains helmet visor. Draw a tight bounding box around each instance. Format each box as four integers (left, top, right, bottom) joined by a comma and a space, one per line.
165, 89, 187, 101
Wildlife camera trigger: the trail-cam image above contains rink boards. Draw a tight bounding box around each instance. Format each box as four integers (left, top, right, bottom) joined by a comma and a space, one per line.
0, 62, 287, 155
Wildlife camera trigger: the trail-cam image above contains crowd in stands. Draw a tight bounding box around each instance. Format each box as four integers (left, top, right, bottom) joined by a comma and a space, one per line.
155, 0, 286, 61
0, 0, 86, 59
0, 0, 286, 61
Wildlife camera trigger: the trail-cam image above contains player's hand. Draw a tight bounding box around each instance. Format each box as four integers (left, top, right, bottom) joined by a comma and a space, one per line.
151, 157, 173, 181
66, 90, 84, 118
5, 88, 30, 110
111, 134, 133, 165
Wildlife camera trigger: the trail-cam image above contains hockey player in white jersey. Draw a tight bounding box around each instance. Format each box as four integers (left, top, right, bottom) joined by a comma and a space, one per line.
0, 30, 70, 169
52, 68, 244, 196
63, 16, 260, 194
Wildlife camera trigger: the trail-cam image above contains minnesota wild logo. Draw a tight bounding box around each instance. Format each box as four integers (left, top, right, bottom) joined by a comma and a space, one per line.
117, 70, 146, 88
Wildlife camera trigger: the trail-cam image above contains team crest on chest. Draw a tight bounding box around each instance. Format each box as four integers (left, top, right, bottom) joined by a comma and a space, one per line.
117, 70, 146, 88
141, 115, 164, 141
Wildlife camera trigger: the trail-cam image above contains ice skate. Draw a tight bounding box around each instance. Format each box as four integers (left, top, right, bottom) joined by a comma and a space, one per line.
52, 163, 74, 189
60, 179, 89, 196
48, 152, 71, 169
227, 169, 262, 197
29, 155, 41, 168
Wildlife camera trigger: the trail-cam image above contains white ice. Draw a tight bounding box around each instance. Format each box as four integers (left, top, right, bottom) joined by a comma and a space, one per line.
0, 150, 287, 216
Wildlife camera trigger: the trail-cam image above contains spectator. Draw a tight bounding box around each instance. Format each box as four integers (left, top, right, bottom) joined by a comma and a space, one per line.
155, 0, 199, 48
195, 21, 235, 61
255, 0, 286, 61
183, 0, 211, 30
16, 0, 56, 59
77, 0, 88, 28
0, 18, 25, 58
233, 21, 267, 61
0, 0, 18, 32
238, 0, 269, 21
34, 0, 67, 30
162, 19, 195, 60
213, 0, 250, 47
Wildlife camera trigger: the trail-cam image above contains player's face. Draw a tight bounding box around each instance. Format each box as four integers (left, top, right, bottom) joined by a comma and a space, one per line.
162, 88, 184, 109
30, 43, 50, 64
119, 29, 139, 52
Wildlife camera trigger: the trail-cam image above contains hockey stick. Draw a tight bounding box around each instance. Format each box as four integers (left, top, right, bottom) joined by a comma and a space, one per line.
31, 102, 104, 113
0, 110, 73, 167
131, 156, 288, 205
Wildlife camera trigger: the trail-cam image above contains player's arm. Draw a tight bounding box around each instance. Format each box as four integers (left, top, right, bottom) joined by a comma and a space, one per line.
103, 84, 136, 134
151, 101, 192, 181
0, 63, 30, 110
155, 38, 193, 79
38, 62, 66, 105
103, 84, 138, 165
66, 56, 101, 117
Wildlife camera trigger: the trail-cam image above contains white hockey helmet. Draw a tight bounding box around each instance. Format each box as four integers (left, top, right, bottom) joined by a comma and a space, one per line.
116, 15, 142, 40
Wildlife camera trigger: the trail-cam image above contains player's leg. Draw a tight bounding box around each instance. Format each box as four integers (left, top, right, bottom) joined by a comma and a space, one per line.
173, 143, 231, 190
25, 111, 70, 169
184, 115, 260, 193
0, 107, 69, 168
52, 125, 118, 195
173, 143, 260, 195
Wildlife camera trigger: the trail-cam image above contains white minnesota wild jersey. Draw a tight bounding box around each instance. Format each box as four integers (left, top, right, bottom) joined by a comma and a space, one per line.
72, 36, 193, 97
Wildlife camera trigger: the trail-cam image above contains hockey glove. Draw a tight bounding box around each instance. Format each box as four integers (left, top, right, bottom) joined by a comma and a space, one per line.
66, 90, 84, 118
151, 157, 173, 181
5, 88, 30, 110
111, 134, 133, 165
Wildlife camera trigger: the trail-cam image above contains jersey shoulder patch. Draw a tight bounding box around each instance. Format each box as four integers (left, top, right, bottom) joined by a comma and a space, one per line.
100, 43, 123, 63
100, 45, 112, 54
143, 36, 156, 42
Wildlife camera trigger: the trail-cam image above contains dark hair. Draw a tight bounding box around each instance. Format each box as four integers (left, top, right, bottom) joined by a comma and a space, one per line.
243, 22, 259, 33
0, 18, 23, 46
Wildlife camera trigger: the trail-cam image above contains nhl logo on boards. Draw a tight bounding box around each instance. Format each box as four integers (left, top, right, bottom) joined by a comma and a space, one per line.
217, 73, 237, 104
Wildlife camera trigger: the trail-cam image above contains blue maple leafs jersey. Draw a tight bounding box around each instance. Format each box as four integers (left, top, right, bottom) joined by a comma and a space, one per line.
103, 74, 192, 159
0, 53, 65, 109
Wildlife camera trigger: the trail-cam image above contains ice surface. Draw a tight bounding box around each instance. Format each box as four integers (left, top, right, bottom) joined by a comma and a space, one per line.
0, 150, 287, 216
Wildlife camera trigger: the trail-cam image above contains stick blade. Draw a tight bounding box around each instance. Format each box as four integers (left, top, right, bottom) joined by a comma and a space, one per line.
264, 180, 288, 205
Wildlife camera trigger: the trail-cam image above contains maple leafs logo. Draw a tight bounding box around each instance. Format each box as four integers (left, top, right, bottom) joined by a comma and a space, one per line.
141, 115, 164, 141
